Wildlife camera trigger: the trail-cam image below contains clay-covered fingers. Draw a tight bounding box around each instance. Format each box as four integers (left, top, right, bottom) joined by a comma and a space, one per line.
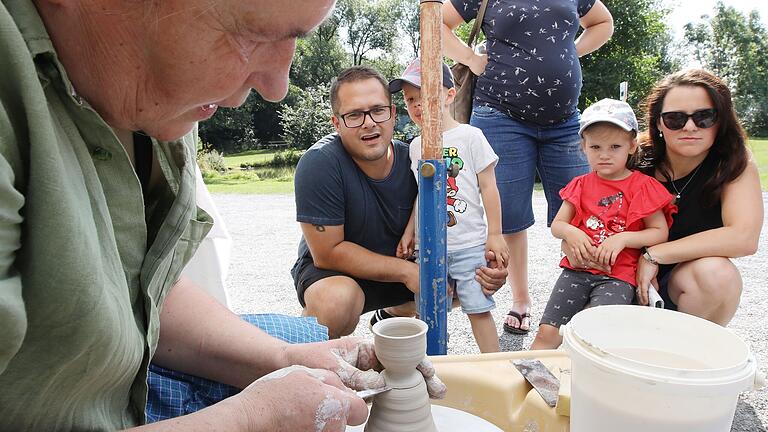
282, 338, 385, 393
244, 366, 368, 432
331, 339, 386, 391
332, 340, 446, 399
416, 358, 447, 399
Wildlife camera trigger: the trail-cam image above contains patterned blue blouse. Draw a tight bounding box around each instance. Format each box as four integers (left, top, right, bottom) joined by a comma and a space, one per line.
452, 0, 595, 125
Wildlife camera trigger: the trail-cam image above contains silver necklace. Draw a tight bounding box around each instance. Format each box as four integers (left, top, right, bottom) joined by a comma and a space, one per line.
670, 163, 702, 201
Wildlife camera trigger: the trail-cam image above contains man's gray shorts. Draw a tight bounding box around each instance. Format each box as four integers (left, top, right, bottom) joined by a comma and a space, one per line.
540, 268, 635, 328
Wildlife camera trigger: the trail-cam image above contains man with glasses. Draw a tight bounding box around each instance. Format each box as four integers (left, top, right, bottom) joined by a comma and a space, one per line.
292, 66, 507, 338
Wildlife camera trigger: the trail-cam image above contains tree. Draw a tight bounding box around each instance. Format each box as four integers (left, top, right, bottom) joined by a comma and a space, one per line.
684, 4, 768, 136
279, 85, 336, 149
579, 0, 677, 112
289, 18, 350, 89
198, 95, 260, 153
337, 0, 401, 65
198, 93, 287, 153
396, 0, 421, 58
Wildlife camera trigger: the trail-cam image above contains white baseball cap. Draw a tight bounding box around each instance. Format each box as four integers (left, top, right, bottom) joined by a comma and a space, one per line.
579, 98, 639, 137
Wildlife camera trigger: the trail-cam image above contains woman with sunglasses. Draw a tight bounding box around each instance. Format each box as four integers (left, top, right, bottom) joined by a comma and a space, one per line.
632, 69, 763, 325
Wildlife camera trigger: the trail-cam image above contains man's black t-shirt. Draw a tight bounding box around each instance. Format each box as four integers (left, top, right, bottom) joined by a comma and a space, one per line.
293, 133, 418, 265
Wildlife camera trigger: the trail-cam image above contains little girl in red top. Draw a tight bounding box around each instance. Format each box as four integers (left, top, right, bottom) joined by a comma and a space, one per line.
531, 99, 676, 350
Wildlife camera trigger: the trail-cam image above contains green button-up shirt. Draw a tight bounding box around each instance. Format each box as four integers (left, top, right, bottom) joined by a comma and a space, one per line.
0, 1, 211, 429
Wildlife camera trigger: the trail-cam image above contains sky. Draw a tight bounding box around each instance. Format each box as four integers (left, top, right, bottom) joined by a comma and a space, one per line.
666, 0, 767, 40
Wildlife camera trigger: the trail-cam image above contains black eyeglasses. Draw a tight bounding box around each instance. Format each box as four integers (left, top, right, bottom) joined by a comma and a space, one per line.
338, 105, 393, 128
660, 108, 718, 130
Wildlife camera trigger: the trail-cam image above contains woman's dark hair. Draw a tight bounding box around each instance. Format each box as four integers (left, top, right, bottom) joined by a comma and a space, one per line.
637, 69, 748, 205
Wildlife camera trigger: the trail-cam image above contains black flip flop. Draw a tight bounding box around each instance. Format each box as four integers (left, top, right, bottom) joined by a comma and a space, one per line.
368, 308, 395, 330
503, 310, 531, 335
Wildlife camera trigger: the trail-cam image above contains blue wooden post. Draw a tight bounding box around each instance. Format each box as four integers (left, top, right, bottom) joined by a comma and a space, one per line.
418, 0, 446, 355
418, 160, 448, 355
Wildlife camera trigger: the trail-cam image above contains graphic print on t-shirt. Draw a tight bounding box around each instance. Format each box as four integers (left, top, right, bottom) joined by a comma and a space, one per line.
584, 192, 626, 244
444, 146, 468, 227
409, 124, 497, 252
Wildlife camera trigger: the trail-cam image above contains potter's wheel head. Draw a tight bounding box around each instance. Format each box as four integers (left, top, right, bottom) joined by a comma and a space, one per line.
346, 405, 502, 431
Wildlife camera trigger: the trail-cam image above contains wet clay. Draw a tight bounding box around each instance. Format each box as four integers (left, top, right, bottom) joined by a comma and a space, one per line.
365, 318, 438, 432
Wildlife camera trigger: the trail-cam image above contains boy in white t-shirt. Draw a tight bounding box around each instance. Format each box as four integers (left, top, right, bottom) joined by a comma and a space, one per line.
389, 58, 510, 353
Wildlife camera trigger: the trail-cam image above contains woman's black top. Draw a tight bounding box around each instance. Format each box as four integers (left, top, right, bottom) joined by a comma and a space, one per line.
657, 151, 723, 278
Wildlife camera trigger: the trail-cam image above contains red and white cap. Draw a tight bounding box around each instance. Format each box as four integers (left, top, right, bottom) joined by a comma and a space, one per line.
389, 57, 455, 93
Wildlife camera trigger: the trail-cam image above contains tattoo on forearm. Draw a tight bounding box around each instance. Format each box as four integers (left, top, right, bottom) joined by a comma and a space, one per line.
314, 224, 326, 232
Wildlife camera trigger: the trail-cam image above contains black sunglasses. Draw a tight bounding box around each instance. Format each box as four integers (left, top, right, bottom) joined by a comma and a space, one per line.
660, 108, 718, 130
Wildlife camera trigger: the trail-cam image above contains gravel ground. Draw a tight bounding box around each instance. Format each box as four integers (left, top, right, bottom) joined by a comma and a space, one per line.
217, 191, 767, 431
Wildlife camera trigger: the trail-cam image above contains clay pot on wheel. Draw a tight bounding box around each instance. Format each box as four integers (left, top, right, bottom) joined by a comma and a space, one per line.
365, 317, 437, 432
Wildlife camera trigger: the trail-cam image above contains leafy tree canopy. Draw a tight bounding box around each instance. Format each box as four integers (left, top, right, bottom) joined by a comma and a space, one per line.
580, 0, 677, 114
684, 3, 768, 136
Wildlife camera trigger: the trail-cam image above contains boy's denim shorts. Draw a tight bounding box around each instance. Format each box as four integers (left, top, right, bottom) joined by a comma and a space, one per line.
470, 105, 589, 232
447, 244, 496, 314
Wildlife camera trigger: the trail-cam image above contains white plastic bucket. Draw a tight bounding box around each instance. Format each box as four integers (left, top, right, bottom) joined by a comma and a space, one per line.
561, 305, 764, 432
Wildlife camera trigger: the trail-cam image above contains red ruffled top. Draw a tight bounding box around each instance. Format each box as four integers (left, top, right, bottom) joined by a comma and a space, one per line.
559, 171, 677, 286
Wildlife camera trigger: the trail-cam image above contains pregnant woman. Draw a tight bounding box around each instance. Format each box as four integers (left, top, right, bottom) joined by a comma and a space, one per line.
442, 0, 613, 333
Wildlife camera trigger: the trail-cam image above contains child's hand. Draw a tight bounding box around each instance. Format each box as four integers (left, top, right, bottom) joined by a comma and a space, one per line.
564, 230, 597, 267
595, 233, 626, 267
397, 232, 415, 260
485, 234, 509, 269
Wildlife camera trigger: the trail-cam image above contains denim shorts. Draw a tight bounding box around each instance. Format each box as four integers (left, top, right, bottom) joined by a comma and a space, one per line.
470, 105, 589, 232
446, 244, 496, 314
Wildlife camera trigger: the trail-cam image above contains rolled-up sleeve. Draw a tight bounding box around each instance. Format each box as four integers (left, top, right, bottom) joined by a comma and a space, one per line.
0, 111, 27, 373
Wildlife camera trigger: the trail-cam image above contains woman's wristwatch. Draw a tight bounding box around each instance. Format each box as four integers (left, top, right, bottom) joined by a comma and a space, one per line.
642, 247, 659, 265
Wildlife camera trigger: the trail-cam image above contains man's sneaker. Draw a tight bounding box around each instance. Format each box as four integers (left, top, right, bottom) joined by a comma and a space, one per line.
368, 308, 395, 330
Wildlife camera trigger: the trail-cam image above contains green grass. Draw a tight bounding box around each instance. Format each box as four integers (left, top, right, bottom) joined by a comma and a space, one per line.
206, 180, 294, 194
750, 138, 768, 190
202, 166, 295, 194
221, 149, 279, 169
207, 141, 768, 194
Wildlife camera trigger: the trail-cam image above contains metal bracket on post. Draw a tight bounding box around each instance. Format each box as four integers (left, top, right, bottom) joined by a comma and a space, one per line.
418, 160, 448, 355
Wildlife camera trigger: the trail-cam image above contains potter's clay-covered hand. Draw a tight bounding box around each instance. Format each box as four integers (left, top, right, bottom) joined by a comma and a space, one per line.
282, 338, 447, 399
239, 365, 368, 432
415, 357, 448, 399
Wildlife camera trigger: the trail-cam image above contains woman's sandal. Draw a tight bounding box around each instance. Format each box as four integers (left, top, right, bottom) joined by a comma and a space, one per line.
503, 310, 531, 335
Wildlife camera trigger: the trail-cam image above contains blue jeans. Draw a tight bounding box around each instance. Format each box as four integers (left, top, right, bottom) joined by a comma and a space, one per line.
146, 314, 328, 422
470, 105, 589, 232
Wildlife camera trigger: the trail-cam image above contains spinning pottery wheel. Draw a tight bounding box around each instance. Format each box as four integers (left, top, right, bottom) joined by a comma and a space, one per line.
430, 351, 571, 431
349, 348, 571, 431
347, 405, 503, 432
